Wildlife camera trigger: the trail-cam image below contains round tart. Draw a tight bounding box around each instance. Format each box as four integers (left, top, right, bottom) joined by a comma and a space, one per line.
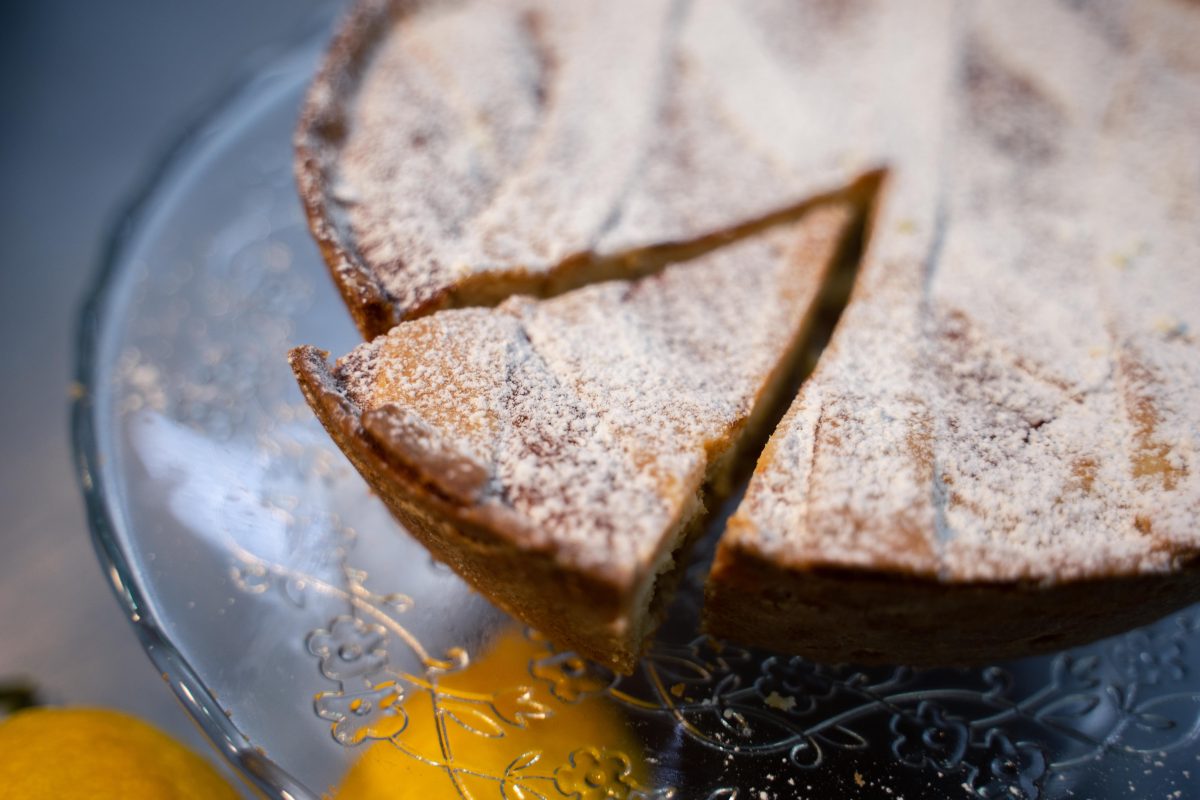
294, 0, 1200, 667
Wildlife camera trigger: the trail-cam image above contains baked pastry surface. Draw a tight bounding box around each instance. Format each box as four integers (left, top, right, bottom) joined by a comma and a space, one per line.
295, 0, 927, 337
292, 206, 853, 671
706, 0, 1200, 663
295, 0, 1200, 667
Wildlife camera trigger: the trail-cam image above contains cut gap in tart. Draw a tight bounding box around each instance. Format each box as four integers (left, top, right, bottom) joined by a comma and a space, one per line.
291, 200, 864, 672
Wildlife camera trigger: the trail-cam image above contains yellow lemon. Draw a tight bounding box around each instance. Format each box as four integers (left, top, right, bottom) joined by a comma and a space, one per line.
335, 630, 651, 799
0, 707, 241, 800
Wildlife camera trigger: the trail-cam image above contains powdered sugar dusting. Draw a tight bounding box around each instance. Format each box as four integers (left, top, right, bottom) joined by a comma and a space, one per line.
309, 0, 1200, 588
327, 0, 677, 315
306, 0, 945, 320
333, 208, 848, 575
730, 0, 1200, 583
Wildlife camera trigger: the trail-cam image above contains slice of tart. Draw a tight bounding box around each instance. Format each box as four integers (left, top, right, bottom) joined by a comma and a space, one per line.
291, 204, 854, 672
706, 0, 1200, 665
295, 0, 938, 337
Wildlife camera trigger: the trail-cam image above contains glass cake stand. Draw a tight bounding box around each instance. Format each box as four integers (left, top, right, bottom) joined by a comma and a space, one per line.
72, 32, 1200, 800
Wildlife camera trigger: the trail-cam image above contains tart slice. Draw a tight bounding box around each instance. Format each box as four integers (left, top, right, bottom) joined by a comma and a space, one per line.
291, 204, 853, 672
706, 0, 1200, 665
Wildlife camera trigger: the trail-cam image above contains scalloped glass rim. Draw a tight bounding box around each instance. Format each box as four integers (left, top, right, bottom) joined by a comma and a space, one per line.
70, 32, 330, 800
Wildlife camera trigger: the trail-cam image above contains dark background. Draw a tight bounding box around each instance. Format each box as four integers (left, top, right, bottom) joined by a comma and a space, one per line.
0, 0, 335, 781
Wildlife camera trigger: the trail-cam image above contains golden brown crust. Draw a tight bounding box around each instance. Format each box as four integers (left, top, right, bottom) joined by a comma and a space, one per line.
360, 404, 492, 506
706, 530, 1200, 666
294, 0, 425, 339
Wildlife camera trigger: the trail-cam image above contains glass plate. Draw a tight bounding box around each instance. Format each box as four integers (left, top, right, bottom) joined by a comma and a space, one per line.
73, 33, 1200, 800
